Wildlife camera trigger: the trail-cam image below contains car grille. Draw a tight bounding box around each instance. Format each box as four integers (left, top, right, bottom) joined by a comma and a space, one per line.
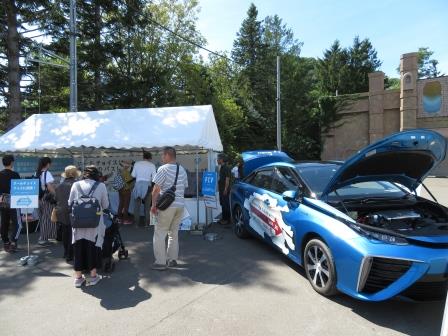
400, 275, 448, 301
363, 257, 412, 294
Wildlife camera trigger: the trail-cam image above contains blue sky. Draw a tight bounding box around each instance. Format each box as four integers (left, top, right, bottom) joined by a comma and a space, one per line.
197, 0, 448, 78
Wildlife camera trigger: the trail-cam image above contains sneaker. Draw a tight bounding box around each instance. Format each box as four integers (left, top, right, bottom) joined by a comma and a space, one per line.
74, 276, 85, 288
218, 220, 230, 226
167, 260, 178, 267
87, 275, 102, 286
38, 239, 51, 246
152, 263, 167, 271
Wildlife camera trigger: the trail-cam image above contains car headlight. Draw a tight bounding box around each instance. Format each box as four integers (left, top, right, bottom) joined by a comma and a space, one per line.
349, 223, 408, 245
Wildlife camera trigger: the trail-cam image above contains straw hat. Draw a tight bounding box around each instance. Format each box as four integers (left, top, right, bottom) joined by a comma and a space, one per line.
61, 165, 81, 179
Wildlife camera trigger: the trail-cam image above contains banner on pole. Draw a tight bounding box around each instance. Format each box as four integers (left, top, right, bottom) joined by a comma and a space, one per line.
10, 179, 39, 209
202, 172, 217, 208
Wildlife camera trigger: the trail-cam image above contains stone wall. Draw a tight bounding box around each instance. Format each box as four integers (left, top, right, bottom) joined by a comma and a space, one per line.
321, 52, 448, 177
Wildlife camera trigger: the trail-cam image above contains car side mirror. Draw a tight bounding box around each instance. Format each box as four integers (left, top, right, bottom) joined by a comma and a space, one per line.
282, 190, 298, 202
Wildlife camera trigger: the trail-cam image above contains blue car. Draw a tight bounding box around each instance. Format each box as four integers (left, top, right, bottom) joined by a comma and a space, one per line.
230, 129, 448, 301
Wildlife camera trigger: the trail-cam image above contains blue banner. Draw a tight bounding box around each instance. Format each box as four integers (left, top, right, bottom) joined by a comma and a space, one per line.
201, 172, 217, 196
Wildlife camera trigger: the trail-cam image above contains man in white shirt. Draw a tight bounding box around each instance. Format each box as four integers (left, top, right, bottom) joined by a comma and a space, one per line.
132, 151, 156, 226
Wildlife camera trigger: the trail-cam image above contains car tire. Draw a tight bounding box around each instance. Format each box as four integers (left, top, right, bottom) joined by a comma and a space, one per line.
304, 238, 338, 296
233, 205, 250, 239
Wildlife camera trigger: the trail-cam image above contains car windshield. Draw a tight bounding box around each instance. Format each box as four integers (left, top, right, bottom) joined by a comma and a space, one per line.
295, 164, 408, 199
328, 181, 407, 199
295, 165, 339, 196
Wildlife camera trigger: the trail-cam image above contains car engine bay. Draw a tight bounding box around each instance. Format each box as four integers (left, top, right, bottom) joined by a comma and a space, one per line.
345, 200, 448, 236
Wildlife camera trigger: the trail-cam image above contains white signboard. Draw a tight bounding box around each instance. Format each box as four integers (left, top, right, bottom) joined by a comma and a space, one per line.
10, 179, 39, 209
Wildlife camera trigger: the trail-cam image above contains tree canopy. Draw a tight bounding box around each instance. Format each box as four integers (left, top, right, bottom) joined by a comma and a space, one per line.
2, 1, 433, 161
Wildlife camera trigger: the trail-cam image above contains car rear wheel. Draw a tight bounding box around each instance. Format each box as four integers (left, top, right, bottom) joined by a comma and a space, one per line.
304, 239, 338, 296
233, 206, 249, 239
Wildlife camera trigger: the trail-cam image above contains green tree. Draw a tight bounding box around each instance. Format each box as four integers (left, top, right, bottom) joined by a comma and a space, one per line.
316, 37, 381, 95
417, 47, 442, 78
345, 36, 382, 93
1, 1, 54, 129
315, 40, 349, 95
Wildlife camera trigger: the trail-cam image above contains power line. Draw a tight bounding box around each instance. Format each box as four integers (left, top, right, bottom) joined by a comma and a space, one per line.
146, 14, 232, 62
125, 1, 233, 63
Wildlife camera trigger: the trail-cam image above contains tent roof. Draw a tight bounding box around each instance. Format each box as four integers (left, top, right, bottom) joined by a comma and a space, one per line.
0, 105, 223, 154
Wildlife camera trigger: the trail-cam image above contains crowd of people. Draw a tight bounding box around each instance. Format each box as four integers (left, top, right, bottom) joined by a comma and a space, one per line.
0, 146, 190, 287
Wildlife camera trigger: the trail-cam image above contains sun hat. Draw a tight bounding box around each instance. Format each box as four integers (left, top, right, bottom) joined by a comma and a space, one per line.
61, 165, 81, 179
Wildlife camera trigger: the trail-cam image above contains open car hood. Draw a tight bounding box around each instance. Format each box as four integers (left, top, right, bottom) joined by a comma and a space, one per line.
321, 129, 447, 197
242, 150, 293, 176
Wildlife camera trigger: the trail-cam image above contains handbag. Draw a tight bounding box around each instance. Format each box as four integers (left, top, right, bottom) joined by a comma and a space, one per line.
112, 173, 125, 191
156, 164, 179, 210
38, 171, 57, 204
43, 191, 57, 205
0, 193, 11, 209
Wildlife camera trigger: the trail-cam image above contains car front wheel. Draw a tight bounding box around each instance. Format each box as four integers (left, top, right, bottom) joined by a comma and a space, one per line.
304, 238, 338, 296
233, 205, 249, 239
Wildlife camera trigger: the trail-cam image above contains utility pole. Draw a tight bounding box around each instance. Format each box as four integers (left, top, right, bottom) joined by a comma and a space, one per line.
276, 56, 281, 151
69, 0, 77, 112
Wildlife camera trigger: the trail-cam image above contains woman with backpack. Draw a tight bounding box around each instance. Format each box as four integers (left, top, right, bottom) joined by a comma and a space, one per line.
54, 165, 81, 262
36, 157, 57, 246
68, 165, 109, 287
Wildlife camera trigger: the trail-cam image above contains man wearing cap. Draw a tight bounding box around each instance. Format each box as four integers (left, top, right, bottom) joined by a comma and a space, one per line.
217, 153, 232, 225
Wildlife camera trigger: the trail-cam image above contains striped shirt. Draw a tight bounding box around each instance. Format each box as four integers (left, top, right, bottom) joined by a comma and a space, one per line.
153, 163, 188, 208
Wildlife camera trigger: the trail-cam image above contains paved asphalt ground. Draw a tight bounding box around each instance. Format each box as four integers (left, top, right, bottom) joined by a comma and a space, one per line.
1, 178, 447, 336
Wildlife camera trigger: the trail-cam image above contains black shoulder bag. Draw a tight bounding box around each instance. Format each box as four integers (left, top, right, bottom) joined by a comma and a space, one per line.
156, 164, 179, 210
42, 171, 57, 205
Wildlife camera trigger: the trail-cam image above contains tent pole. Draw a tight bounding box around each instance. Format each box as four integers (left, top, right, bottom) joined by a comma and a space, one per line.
195, 151, 200, 229
81, 147, 85, 170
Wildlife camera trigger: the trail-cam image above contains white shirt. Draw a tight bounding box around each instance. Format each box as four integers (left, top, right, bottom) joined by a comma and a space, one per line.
40, 170, 54, 190
231, 166, 239, 179
132, 160, 156, 182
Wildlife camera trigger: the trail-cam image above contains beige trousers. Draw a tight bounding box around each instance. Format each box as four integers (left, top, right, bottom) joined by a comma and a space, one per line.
153, 207, 183, 265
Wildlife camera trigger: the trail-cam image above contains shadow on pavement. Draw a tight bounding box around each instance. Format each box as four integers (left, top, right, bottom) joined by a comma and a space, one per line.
275, 236, 445, 336
1, 222, 445, 336
82, 259, 152, 310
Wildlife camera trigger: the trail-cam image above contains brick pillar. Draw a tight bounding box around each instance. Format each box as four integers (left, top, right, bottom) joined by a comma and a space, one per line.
400, 52, 418, 130
368, 71, 385, 143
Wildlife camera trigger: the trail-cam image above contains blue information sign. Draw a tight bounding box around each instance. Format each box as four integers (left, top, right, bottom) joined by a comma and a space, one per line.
10, 179, 39, 209
201, 172, 217, 208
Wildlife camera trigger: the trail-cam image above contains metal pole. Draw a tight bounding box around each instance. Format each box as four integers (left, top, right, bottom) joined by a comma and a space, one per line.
442, 291, 448, 336
276, 56, 281, 151
38, 46, 42, 114
25, 213, 30, 257
69, 0, 77, 112
196, 152, 200, 228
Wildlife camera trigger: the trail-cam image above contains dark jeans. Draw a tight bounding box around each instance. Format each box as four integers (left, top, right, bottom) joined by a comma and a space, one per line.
1, 208, 21, 244
219, 192, 230, 221
61, 223, 73, 259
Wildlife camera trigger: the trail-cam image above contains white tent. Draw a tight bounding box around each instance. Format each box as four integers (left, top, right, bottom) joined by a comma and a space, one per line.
0, 105, 223, 153
0, 105, 223, 227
